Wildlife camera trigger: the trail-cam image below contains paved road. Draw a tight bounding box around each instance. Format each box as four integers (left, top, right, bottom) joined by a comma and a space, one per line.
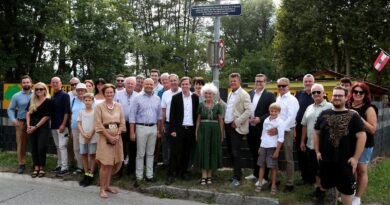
0, 172, 205, 205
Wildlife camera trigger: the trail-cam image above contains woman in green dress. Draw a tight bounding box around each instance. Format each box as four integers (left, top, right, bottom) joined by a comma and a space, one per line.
194, 83, 224, 185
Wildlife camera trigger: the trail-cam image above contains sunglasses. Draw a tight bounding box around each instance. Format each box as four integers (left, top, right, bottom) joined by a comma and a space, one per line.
35, 88, 45, 92
277, 84, 288, 88
353, 90, 365, 95
332, 94, 344, 98
71, 83, 78, 86
311, 91, 322, 95
116, 80, 124, 82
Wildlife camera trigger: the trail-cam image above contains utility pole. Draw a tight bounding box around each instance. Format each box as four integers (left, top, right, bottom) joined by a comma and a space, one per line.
212, 0, 221, 89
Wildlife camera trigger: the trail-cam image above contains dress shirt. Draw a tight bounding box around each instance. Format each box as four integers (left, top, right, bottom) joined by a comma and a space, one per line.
7, 90, 33, 121
276, 91, 300, 131
129, 91, 162, 124
251, 89, 264, 118
260, 116, 285, 148
161, 88, 181, 122
224, 88, 239, 123
114, 90, 138, 121
182, 93, 193, 126
301, 100, 333, 149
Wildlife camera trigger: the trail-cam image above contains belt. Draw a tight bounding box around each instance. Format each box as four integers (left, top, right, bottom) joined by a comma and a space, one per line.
104, 123, 119, 129
182, 125, 193, 129
17, 118, 26, 122
201, 119, 218, 123
136, 123, 156, 127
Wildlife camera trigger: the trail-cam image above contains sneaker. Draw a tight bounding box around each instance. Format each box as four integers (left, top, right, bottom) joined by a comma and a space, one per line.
17, 165, 26, 174
145, 177, 157, 183
352, 196, 361, 205
229, 179, 240, 188
134, 180, 141, 188
245, 174, 257, 180
255, 179, 268, 186
51, 166, 61, 173
73, 168, 83, 175
56, 169, 69, 177
83, 175, 94, 187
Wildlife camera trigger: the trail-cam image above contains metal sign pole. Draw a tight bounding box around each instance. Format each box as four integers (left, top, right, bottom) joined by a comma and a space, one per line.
212, 0, 221, 89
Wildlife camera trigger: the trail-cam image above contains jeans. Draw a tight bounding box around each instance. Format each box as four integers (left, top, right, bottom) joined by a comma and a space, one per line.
51, 129, 69, 170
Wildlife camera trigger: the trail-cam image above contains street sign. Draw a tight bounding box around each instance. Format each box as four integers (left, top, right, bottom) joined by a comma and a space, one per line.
218, 39, 225, 68
191, 4, 242, 17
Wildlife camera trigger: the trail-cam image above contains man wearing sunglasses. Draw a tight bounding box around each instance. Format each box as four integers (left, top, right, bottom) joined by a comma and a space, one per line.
115, 74, 125, 92
295, 74, 315, 185
275, 77, 299, 192
313, 86, 366, 205
7, 75, 33, 174
300, 83, 332, 202
68, 77, 80, 104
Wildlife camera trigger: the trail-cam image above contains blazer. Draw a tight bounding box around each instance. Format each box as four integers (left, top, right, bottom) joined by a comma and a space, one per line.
228, 87, 251, 135
169, 92, 199, 133
249, 89, 276, 133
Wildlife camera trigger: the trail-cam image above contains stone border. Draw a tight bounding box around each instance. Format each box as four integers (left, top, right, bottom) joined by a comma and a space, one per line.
144, 185, 279, 205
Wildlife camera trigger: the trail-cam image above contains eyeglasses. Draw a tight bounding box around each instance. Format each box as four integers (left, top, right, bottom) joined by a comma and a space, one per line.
332, 94, 345, 98
255, 80, 265, 83
277, 84, 288, 88
353, 90, 365, 95
71, 83, 78, 87
116, 80, 124, 82
35, 88, 45, 92
311, 91, 322, 95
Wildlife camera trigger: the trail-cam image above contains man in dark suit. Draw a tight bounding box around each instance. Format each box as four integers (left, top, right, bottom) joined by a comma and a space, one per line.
246, 74, 276, 186
165, 77, 199, 185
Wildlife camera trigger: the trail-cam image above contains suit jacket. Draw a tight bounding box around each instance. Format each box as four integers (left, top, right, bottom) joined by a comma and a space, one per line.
249, 89, 276, 133
228, 87, 251, 135
169, 92, 199, 133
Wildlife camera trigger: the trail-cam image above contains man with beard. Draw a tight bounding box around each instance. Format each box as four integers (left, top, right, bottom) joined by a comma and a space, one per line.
115, 74, 125, 92
313, 86, 366, 205
7, 75, 33, 174
295, 74, 315, 185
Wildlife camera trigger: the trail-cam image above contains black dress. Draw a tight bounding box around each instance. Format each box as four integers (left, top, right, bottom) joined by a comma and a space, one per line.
27, 98, 51, 167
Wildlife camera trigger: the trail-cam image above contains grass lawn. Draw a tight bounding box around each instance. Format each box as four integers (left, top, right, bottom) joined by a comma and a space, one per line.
1, 151, 389, 204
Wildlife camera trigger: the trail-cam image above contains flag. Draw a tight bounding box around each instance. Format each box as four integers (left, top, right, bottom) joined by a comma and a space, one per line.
373, 51, 390, 72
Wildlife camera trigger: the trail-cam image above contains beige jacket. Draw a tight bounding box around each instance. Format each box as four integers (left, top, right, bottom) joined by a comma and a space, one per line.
229, 87, 251, 135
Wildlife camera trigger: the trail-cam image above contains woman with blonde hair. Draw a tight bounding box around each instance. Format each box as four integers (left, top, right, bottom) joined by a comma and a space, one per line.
85, 80, 95, 93
26, 82, 51, 178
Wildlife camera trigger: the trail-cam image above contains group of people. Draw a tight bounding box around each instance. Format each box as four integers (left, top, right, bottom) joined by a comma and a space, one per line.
7, 71, 377, 204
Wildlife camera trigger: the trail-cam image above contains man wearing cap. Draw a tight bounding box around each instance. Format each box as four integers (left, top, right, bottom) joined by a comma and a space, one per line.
70, 83, 89, 175
51, 77, 71, 176
7, 75, 33, 174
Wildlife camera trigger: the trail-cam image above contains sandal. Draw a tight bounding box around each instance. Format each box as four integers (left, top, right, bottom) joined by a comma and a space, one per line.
206, 177, 212, 185
38, 170, 46, 178
105, 187, 118, 194
255, 184, 262, 192
31, 170, 39, 178
100, 190, 108, 199
200, 178, 206, 185
271, 187, 277, 195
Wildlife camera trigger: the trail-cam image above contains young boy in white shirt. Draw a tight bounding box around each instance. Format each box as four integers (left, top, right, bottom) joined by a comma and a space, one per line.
255, 103, 284, 195
78, 93, 98, 187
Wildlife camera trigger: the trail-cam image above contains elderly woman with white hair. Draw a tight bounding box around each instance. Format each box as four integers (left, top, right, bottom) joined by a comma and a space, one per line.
194, 83, 224, 185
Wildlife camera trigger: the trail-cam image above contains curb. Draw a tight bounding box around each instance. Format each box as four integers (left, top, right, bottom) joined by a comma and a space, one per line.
144, 185, 279, 205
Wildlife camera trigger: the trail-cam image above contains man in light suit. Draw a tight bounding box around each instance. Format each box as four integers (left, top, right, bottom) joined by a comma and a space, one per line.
165, 77, 199, 185
224, 73, 252, 188
246, 74, 276, 185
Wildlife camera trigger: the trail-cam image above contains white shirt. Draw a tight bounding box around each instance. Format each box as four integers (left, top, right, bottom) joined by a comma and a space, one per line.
301, 100, 333, 149
182, 93, 193, 126
251, 89, 264, 118
260, 116, 285, 148
161, 88, 182, 122
68, 91, 76, 105
224, 88, 240, 123
276, 91, 300, 131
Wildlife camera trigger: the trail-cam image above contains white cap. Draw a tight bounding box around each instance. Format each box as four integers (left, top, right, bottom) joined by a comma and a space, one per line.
75, 83, 87, 90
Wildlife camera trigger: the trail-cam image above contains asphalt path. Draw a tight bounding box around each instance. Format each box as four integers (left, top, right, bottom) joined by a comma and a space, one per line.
0, 172, 206, 205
